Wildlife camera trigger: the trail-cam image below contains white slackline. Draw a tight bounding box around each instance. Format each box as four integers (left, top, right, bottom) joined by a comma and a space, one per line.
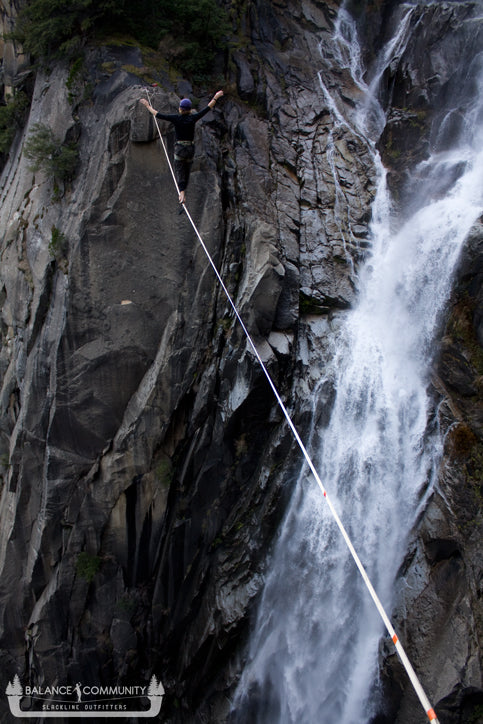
144, 89, 440, 724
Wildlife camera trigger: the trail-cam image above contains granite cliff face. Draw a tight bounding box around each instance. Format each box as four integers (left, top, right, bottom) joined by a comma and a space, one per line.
0, 1, 481, 722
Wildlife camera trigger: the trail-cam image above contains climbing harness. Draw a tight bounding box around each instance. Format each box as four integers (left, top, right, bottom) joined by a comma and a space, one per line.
144, 88, 440, 724
174, 140, 195, 162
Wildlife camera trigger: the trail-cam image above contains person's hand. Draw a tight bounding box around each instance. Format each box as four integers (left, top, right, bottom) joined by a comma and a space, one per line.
140, 98, 156, 115
214, 90, 224, 100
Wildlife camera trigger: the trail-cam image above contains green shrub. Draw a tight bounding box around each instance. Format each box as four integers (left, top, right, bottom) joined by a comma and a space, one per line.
49, 225, 68, 258
15, 0, 229, 77
116, 592, 137, 615
23, 122, 79, 185
0, 92, 30, 155
146, 0, 230, 76
299, 291, 325, 315
66, 56, 87, 104
76, 552, 101, 582
468, 704, 483, 724
15, 0, 124, 59
23, 122, 56, 168
155, 457, 173, 488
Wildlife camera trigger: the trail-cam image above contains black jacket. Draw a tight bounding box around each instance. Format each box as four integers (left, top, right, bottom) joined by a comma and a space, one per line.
155, 107, 211, 142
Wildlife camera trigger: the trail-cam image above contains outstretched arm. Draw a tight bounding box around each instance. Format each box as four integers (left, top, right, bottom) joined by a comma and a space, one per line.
139, 98, 157, 115
208, 90, 224, 109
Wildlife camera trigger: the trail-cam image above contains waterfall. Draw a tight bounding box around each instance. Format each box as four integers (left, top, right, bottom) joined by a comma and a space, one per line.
233, 3, 483, 723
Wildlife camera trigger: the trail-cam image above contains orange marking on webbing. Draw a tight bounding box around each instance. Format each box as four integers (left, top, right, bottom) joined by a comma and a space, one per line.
427, 708, 437, 721
392, 634, 398, 644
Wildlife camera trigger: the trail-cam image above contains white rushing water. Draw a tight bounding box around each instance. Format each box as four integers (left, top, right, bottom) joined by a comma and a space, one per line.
234, 3, 483, 723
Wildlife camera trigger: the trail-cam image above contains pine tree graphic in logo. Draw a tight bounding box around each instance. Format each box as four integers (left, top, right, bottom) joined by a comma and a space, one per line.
6, 674, 23, 697
5, 675, 23, 717
5, 674, 165, 718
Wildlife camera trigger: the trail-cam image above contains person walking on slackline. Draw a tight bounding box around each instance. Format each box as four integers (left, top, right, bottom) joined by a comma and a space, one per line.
140, 90, 224, 204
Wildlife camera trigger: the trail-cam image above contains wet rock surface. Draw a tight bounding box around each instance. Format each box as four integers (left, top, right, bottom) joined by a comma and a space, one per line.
0, 1, 481, 722
376, 217, 483, 724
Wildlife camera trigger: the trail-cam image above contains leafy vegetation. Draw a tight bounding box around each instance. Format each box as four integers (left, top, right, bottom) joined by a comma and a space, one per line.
76, 552, 101, 582
49, 225, 69, 270
116, 591, 137, 615
155, 457, 173, 488
0, 92, 30, 155
15, 0, 229, 76
23, 122, 79, 187
467, 704, 483, 724
65, 56, 91, 105
15, 0, 124, 59
299, 291, 326, 315
49, 225, 65, 254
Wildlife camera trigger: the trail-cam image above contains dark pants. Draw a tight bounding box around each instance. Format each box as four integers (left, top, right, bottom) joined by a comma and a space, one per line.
174, 142, 194, 192
174, 159, 193, 192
